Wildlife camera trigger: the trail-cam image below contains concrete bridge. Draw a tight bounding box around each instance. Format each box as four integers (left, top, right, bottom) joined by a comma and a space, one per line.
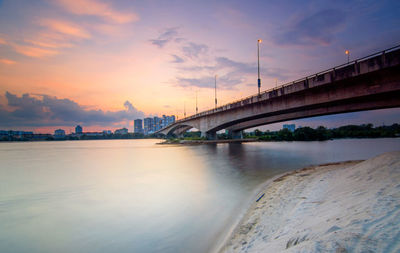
157, 45, 400, 139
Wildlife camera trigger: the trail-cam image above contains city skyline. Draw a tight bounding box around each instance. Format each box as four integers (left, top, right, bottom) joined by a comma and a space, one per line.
1, 0, 399, 133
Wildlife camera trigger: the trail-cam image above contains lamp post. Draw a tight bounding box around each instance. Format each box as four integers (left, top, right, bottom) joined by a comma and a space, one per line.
196, 91, 198, 114
214, 75, 217, 109
257, 39, 262, 95
345, 50, 350, 64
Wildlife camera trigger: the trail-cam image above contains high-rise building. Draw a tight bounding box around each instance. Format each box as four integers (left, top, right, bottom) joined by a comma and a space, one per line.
161, 115, 176, 129
143, 117, 154, 135
134, 119, 143, 134
75, 125, 82, 134
154, 116, 162, 131
283, 124, 296, 132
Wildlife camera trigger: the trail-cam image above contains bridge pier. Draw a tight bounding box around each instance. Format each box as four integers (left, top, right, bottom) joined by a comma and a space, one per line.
201, 131, 217, 140
227, 130, 243, 139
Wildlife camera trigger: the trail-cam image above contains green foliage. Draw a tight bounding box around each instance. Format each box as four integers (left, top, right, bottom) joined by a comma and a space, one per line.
245, 123, 400, 142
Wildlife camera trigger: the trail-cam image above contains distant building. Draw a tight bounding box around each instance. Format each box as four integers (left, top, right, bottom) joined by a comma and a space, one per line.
54, 129, 66, 137
0, 130, 33, 139
143, 117, 154, 135
75, 125, 82, 134
115, 128, 128, 135
154, 117, 162, 131
161, 115, 176, 129
283, 124, 296, 132
102, 130, 112, 135
134, 119, 143, 134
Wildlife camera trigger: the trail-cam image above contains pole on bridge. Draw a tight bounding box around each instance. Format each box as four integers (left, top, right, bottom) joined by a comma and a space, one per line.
196, 91, 198, 114
257, 39, 262, 96
215, 75, 217, 109
345, 50, 350, 64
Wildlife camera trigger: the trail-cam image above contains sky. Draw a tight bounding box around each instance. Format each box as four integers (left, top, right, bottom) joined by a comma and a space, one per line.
0, 0, 399, 133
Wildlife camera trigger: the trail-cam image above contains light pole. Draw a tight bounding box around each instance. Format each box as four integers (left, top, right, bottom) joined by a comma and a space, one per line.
345, 50, 350, 64
195, 91, 198, 114
257, 39, 262, 96
214, 75, 217, 109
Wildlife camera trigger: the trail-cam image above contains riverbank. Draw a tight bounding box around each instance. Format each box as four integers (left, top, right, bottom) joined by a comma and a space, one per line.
218, 151, 400, 253
157, 138, 258, 145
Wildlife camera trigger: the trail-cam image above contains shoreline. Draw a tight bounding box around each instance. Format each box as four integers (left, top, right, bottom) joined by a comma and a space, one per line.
157, 137, 400, 146
212, 160, 362, 253
216, 151, 400, 252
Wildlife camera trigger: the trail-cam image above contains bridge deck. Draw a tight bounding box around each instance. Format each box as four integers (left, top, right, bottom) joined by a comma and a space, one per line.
177, 44, 400, 123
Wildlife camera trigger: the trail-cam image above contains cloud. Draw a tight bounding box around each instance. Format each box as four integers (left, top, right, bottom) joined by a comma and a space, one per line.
176, 76, 215, 89
0, 58, 16, 65
24, 39, 73, 49
274, 9, 346, 46
215, 57, 254, 73
39, 19, 91, 39
182, 42, 208, 58
173, 55, 291, 90
149, 27, 179, 48
11, 19, 90, 58
0, 92, 144, 127
176, 73, 246, 90
54, 0, 138, 24
0, 37, 6, 45
12, 45, 58, 58
171, 54, 184, 63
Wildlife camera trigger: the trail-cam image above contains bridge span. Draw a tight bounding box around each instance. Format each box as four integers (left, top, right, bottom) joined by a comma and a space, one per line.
157, 45, 400, 139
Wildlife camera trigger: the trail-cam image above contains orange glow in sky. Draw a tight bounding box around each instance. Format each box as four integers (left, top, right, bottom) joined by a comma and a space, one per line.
0, 0, 399, 132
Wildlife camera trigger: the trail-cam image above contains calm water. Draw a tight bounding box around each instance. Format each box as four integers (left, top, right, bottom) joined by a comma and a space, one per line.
1, 138, 399, 253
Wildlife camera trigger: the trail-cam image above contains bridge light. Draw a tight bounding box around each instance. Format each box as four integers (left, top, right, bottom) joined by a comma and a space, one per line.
345, 50, 350, 63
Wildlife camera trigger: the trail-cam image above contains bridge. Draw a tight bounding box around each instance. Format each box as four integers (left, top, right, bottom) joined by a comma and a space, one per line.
157, 45, 400, 139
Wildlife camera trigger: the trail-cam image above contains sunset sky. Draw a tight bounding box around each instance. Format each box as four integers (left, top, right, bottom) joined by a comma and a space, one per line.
0, 0, 399, 133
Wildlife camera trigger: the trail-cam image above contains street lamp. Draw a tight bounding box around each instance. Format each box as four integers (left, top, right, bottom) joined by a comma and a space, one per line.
257, 39, 262, 96
196, 91, 198, 114
214, 75, 217, 109
345, 50, 350, 64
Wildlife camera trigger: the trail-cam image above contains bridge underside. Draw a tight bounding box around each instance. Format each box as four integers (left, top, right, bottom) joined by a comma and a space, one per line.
227, 90, 400, 132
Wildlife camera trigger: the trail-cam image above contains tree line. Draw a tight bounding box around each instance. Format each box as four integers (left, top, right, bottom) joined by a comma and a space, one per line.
244, 123, 400, 141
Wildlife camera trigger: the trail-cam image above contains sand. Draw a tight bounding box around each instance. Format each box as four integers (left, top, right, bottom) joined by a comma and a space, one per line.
219, 151, 400, 253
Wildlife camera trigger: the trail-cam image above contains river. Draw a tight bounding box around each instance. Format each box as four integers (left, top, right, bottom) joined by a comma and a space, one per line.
0, 138, 399, 253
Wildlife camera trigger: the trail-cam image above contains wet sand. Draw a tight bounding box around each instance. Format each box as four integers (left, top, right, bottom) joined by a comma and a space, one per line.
218, 151, 400, 253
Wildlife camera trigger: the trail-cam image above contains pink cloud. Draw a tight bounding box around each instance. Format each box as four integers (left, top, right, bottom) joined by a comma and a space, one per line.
25, 39, 73, 49
13, 44, 58, 58
39, 19, 91, 39
0, 58, 16, 65
55, 0, 139, 24
0, 38, 6, 45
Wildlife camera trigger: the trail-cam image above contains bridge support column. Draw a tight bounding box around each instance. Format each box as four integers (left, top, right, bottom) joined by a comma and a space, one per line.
228, 130, 243, 139
201, 131, 217, 140
176, 133, 185, 139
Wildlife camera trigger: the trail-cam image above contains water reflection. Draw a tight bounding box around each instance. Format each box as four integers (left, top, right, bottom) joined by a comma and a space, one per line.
0, 138, 399, 253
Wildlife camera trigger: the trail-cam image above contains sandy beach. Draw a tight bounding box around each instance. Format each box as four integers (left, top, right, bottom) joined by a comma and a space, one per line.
219, 151, 400, 253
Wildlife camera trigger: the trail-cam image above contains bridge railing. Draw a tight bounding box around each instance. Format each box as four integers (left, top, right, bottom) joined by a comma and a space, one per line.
169, 44, 400, 125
